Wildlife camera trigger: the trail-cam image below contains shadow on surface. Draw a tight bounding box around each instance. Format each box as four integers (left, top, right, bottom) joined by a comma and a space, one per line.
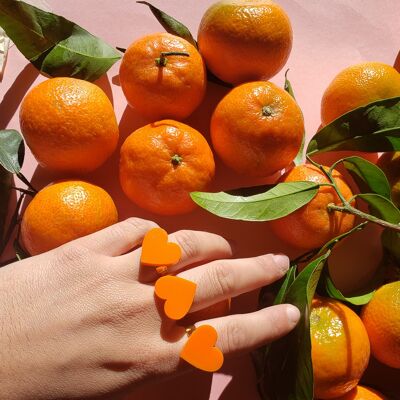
0, 63, 39, 129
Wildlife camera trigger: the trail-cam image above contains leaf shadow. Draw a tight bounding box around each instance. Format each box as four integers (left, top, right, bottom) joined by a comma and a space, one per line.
0, 63, 39, 130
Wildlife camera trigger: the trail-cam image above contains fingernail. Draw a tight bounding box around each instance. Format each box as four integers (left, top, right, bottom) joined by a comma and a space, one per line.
273, 254, 290, 274
286, 305, 301, 325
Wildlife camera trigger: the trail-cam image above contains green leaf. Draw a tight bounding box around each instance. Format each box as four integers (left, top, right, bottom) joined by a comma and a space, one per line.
321, 267, 374, 306
264, 252, 330, 400
356, 193, 400, 224
284, 69, 296, 99
381, 228, 400, 263
191, 181, 319, 221
0, 129, 24, 173
342, 156, 391, 199
283, 70, 305, 167
0, 0, 121, 81
0, 167, 12, 251
137, 1, 197, 47
255, 265, 297, 399
307, 97, 400, 155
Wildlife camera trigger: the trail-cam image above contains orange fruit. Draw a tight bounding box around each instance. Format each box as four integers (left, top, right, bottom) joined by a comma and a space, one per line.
311, 297, 370, 399
269, 164, 355, 250
198, 0, 292, 85
327, 385, 386, 400
19, 77, 119, 173
211, 81, 304, 177
119, 33, 206, 120
361, 281, 400, 369
119, 120, 215, 215
377, 152, 400, 207
321, 62, 400, 126
21, 181, 118, 255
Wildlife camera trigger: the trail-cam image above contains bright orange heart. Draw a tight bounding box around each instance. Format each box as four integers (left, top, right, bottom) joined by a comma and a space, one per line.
141, 228, 181, 267
180, 325, 224, 372
155, 275, 196, 320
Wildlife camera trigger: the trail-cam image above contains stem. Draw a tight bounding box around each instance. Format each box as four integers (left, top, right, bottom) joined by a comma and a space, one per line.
11, 187, 36, 196
306, 154, 348, 205
328, 203, 400, 232
155, 52, 190, 67
171, 154, 183, 166
16, 172, 37, 193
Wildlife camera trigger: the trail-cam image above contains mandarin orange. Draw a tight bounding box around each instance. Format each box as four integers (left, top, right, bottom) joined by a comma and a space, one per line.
269, 164, 355, 250
211, 81, 304, 177
119, 33, 206, 120
198, 0, 292, 85
119, 120, 215, 215
21, 181, 118, 255
311, 297, 370, 399
19, 78, 119, 172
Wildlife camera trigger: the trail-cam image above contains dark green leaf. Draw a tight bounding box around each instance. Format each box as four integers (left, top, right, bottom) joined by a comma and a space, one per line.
382, 228, 400, 263
307, 97, 400, 155
0, 167, 12, 251
191, 181, 319, 221
0, 129, 24, 173
254, 265, 297, 399
356, 193, 400, 224
321, 267, 374, 306
342, 156, 391, 199
0, 0, 121, 81
137, 1, 197, 47
264, 252, 330, 400
274, 266, 297, 306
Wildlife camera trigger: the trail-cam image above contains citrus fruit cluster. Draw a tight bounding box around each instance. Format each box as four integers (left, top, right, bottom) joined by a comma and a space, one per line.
11, 1, 400, 398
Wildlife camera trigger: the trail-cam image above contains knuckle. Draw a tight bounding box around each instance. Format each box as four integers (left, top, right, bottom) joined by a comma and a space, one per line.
224, 320, 245, 353
57, 243, 93, 265
212, 262, 234, 296
174, 230, 200, 260
118, 218, 158, 239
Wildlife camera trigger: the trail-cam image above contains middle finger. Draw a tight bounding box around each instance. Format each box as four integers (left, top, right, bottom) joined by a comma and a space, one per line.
178, 253, 289, 314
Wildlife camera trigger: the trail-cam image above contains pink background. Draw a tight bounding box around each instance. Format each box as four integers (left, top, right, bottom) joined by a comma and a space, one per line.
1, 1, 399, 398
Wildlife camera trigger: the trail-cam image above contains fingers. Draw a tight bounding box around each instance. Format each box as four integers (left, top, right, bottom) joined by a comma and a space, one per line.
177, 305, 300, 358
179, 254, 289, 313
118, 230, 234, 282
73, 218, 158, 256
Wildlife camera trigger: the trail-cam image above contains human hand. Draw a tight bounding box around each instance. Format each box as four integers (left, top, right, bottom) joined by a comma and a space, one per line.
0, 218, 300, 400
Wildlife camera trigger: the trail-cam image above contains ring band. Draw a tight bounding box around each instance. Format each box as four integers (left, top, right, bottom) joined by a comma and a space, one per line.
185, 324, 196, 337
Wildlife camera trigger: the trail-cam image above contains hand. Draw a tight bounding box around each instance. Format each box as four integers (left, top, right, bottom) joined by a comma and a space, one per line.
0, 218, 300, 400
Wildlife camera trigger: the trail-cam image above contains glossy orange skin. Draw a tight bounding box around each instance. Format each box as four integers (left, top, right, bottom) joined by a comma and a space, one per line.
197, 0, 292, 85
311, 298, 370, 399
270, 164, 355, 250
19, 78, 119, 172
361, 282, 400, 369
326, 385, 386, 400
211, 81, 304, 177
21, 181, 118, 255
119, 120, 215, 215
119, 33, 206, 120
321, 62, 400, 126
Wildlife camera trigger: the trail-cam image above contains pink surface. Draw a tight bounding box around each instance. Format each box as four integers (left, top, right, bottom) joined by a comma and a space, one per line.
1, 1, 399, 399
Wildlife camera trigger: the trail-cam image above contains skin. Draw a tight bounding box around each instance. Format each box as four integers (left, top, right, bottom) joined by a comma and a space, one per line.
0, 218, 300, 400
